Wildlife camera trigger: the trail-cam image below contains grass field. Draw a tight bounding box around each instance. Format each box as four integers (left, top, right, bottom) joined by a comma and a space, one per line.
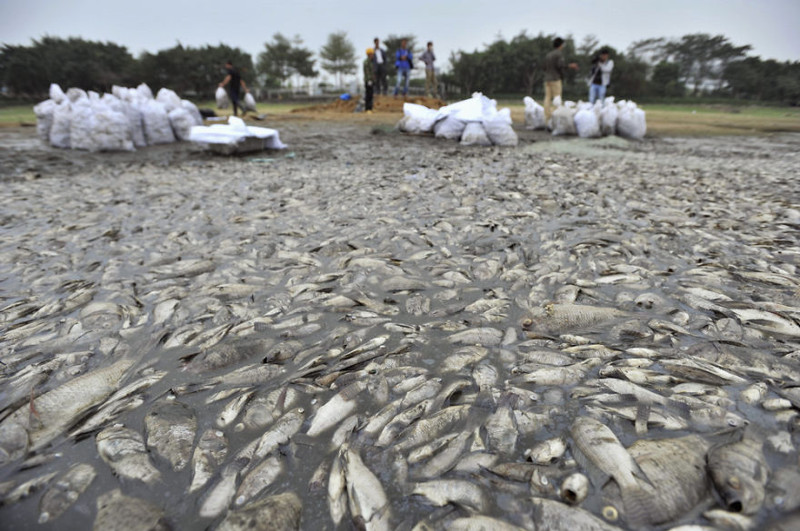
3, 100, 799, 136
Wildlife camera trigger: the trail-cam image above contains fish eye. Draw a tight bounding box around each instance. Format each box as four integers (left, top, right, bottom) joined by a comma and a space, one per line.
602, 506, 618, 521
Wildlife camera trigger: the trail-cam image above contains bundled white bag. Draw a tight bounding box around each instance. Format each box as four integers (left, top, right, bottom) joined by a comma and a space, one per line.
216, 87, 230, 109
50, 103, 72, 148
168, 107, 196, 141
600, 97, 618, 136
156, 88, 182, 112
137, 83, 154, 100
398, 103, 439, 134
66, 88, 88, 103
460, 122, 492, 146
433, 115, 466, 140
33, 99, 57, 142
523, 96, 546, 130
92, 108, 135, 151
69, 100, 97, 151
243, 92, 257, 112
617, 101, 647, 139
142, 100, 176, 145
49, 83, 66, 104
574, 103, 601, 138
181, 100, 204, 126
550, 102, 577, 136
122, 100, 146, 147
483, 108, 518, 146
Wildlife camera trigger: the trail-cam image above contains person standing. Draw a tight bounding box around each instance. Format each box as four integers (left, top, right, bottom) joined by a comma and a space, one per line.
219, 61, 249, 117
420, 41, 438, 98
373, 37, 388, 95
364, 48, 376, 113
588, 48, 614, 104
543, 37, 578, 123
394, 39, 412, 98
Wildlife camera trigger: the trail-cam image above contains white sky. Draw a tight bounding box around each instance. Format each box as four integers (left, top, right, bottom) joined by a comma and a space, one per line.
1, 0, 798, 84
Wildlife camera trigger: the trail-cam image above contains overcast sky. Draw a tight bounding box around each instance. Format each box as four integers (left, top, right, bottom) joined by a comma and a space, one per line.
2, 0, 798, 83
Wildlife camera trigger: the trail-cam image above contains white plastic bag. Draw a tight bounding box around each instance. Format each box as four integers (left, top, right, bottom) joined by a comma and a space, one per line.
617, 101, 647, 139
550, 101, 577, 136
460, 122, 492, 146
156, 88, 182, 112
142, 100, 176, 145
600, 98, 618, 136
69, 100, 97, 151
50, 103, 72, 148
137, 83, 154, 100
181, 100, 204, 126
433, 115, 466, 140
168, 107, 196, 141
243, 92, 257, 112
49, 84, 66, 104
122, 100, 146, 147
216, 87, 230, 109
523, 96, 546, 130
66, 88, 88, 103
483, 108, 518, 146
574, 106, 601, 138
92, 108, 135, 151
398, 103, 439, 134
33, 99, 57, 143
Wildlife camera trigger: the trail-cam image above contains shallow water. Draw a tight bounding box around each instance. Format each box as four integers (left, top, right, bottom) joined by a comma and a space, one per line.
1, 125, 799, 530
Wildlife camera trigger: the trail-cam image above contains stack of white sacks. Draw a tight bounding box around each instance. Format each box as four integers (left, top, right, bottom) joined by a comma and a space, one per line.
397, 92, 518, 147
524, 95, 647, 140
33, 83, 204, 151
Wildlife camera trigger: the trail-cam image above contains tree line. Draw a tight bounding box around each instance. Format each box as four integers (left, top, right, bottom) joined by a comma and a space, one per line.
2, 32, 798, 105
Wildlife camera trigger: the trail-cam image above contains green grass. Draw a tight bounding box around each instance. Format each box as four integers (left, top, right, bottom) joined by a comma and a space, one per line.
0, 105, 36, 125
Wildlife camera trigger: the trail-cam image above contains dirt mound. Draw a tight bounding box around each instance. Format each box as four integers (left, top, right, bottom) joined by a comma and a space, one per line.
293, 95, 447, 114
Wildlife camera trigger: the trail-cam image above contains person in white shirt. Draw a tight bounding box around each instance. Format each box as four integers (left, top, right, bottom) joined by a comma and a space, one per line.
588, 48, 614, 104
373, 37, 388, 95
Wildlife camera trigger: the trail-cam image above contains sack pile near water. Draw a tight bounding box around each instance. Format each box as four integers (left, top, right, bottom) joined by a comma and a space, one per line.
33, 83, 204, 152
397, 93, 518, 147
524, 96, 647, 140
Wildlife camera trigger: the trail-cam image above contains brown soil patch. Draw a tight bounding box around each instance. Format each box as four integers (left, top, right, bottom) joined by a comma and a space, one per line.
292, 95, 447, 114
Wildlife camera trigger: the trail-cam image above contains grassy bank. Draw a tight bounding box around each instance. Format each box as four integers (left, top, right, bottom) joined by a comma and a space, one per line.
3, 100, 799, 136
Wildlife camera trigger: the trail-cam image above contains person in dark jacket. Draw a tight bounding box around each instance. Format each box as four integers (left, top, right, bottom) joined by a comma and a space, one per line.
364, 48, 376, 113
219, 61, 249, 117
543, 38, 578, 123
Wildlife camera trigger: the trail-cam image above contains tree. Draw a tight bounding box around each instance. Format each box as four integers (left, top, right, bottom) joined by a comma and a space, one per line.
256, 33, 317, 89
320, 31, 356, 88
649, 61, 685, 97
662, 34, 751, 95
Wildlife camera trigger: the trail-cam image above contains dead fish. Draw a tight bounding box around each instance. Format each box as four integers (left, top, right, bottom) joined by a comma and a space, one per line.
412, 479, 487, 512
708, 435, 769, 515
570, 416, 651, 527
307, 380, 367, 437
251, 407, 305, 462
235, 455, 283, 506
530, 497, 622, 531
217, 492, 302, 531
93, 489, 169, 531
522, 303, 628, 335
189, 429, 228, 493
200, 461, 243, 519
343, 444, 391, 530
38, 463, 96, 523
328, 449, 348, 526
484, 394, 519, 455
395, 405, 473, 452
413, 431, 471, 479
560, 472, 590, 505
184, 337, 273, 373
446, 516, 527, 530
447, 327, 504, 346
96, 425, 161, 485
144, 397, 197, 471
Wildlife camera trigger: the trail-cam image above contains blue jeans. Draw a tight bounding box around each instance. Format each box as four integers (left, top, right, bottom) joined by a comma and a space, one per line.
589, 83, 606, 104
394, 68, 410, 95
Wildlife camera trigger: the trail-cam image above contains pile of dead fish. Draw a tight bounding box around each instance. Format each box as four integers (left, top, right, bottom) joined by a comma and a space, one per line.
33, 83, 203, 152
1, 132, 799, 530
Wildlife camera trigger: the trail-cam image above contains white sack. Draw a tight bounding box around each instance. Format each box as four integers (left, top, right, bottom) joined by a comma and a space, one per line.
216, 87, 230, 109
33, 99, 57, 142
168, 107, 196, 141
69, 100, 97, 151
574, 108, 601, 138
137, 83, 154, 100
189, 116, 286, 149
483, 107, 518, 146
66, 88, 87, 103
92, 108, 135, 151
433, 115, 466, 140
523, 96, 546, 130
119, 101, 146, 147
617, 102, 647, 140
550, 104, 577, 136
50, 103, 72, 149
460, 122, 492, 146
399, 103, 439, 134
49, 84, 66, 104
181, 100, 204, 126
600, 100, 618, 136
156, 88, 182, 112
142, 100, 175, 145
243, 92, 257, 112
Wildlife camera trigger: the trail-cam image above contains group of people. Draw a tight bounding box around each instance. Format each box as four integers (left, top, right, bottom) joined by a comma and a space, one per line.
363, 38, 439, 113
543, 37, 614, 123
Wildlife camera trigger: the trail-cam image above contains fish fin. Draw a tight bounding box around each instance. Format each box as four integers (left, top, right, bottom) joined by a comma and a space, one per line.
620, 483, 653, 527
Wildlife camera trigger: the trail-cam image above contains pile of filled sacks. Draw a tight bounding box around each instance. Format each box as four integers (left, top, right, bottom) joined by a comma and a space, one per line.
33, 83, 204, 152
524, 96, 647, 140
397, 92, 518, 146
